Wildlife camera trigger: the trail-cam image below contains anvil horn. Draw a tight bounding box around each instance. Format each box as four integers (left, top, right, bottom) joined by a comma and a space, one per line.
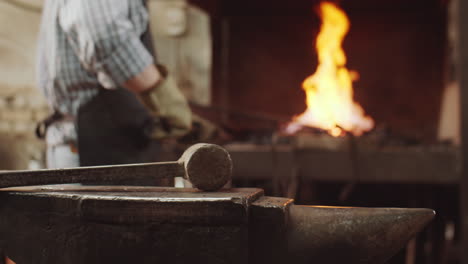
287, 205, 436, 264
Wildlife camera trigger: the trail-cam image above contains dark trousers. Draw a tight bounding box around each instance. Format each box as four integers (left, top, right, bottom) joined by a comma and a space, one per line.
77, 88, 169, 186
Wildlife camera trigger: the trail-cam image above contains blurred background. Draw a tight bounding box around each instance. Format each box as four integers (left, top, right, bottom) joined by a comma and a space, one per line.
0, 0, 465, 263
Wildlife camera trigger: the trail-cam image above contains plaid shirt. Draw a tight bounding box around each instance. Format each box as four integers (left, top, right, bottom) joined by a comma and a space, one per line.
37, 0, 154, 116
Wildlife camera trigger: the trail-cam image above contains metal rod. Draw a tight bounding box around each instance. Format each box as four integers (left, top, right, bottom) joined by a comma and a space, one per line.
0, 143, 233, 191
0, 162, 185, 188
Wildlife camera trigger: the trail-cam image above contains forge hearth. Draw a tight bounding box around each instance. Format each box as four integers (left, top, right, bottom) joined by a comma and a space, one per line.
192, 0, 447, 143
226, 134, 459, 186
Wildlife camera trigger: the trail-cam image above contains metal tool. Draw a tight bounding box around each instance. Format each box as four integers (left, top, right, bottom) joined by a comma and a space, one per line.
249, 196, 436, 264
0, 186, 436, 264
0, 143, 232, 191
286, 205, 435, 264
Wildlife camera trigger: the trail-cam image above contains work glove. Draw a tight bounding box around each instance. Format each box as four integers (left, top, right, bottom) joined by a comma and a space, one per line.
139, 65, 192, 139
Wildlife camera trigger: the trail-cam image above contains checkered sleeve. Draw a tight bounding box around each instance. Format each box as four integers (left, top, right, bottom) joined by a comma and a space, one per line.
59, 0, 153, 87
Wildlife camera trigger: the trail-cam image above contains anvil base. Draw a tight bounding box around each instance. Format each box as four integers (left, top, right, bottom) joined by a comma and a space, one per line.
0, 186, 434, 264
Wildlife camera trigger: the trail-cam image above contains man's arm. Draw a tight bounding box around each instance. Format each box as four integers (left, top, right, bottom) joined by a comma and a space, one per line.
58, 0, 191, 138
59, 0, 159, 92
123, 64, 160, 93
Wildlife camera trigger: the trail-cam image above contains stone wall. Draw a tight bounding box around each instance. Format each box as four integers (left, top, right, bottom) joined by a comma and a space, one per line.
149, 0, 212, 106
0, 0, 48, 170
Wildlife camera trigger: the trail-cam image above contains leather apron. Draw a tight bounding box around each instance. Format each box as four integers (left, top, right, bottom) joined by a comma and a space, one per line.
77, 0, 160, 168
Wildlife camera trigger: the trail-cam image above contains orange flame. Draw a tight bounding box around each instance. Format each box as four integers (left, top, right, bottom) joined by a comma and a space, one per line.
287, 2, 374, 137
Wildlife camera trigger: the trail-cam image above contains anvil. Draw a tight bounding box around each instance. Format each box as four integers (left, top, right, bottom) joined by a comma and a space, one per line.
0, 186, 434, 264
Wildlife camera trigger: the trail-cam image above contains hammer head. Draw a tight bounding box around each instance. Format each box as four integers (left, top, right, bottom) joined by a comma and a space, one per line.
179, 143, 233, 191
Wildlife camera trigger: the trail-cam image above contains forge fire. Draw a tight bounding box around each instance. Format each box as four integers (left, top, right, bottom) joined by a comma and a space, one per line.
287, 2, 374, 137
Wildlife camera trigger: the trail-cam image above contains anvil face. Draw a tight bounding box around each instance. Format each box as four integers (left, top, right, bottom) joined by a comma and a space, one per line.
0, 186, 434, 264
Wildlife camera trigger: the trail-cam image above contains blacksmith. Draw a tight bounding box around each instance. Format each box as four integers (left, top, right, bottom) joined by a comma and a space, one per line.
36, 0, 191, 169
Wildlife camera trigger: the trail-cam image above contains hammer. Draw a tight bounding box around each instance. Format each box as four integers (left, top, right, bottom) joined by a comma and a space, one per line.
0, 143, 232, 191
